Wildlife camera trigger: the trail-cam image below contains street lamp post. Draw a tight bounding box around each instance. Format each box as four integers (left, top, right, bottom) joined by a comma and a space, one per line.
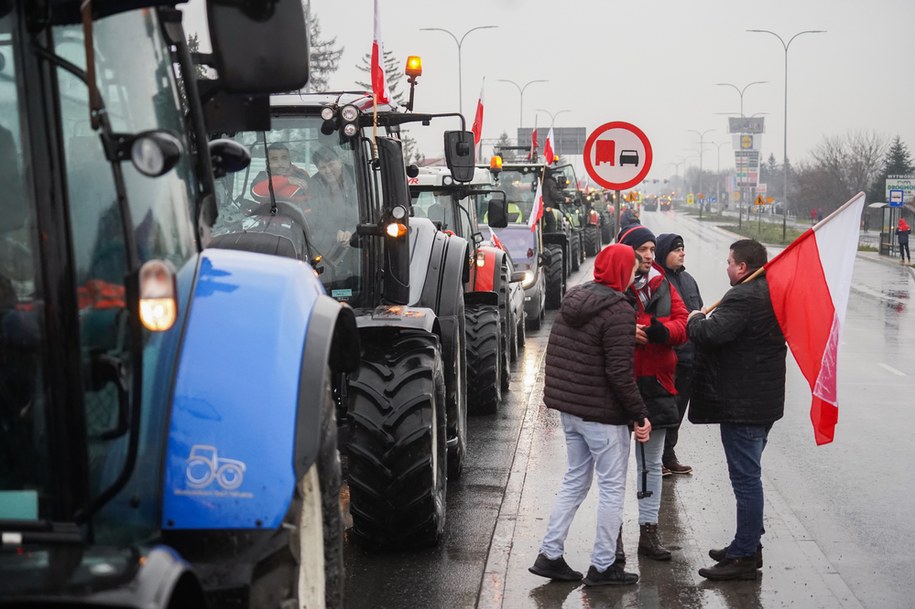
689, 129, 715, 218
535, 108, 571, 129
748, 28, 826, 240
497, 79, 548, 128
704, 140, 728, 213
714, 81, 768, 117
420, 25, 498, 115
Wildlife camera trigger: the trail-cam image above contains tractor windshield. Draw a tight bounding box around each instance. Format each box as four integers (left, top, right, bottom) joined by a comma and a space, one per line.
498, 168, 541, 224
2, 7, 199, 554
213, 116, 363, 304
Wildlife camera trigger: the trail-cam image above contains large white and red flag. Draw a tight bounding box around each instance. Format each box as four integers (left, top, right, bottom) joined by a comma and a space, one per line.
543, 127, 555, 164
371, 0, 392, 104
471, 78, 485, 160
527, 177, 544, 232
764, 192, 865, 445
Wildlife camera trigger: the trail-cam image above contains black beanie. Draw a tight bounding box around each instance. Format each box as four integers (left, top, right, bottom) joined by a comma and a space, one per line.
670, 236, 684, 251
617, 225, 656, 248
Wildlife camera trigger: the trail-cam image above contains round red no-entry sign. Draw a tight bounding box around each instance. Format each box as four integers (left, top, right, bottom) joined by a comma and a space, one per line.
583, 121, 653, 190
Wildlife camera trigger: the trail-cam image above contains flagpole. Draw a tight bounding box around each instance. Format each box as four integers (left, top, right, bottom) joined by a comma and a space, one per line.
702, 191, 865, 314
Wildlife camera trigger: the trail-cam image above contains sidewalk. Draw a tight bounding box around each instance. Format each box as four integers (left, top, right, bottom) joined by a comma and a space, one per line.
478, 361, 866, 609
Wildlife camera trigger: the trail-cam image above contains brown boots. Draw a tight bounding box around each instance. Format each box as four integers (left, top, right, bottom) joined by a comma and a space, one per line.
638, 523, 672, 561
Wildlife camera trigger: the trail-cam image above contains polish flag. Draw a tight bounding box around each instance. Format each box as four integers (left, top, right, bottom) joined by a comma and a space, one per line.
370, 0, 391, 104
528, 116, 538, 162
471, 79, 485, 160
528, 177, 544, 232
764, 192, 865, 445
543, 127, 555, 165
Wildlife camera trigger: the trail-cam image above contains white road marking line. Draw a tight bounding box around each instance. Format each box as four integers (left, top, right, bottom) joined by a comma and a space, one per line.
878, 363, 907, 376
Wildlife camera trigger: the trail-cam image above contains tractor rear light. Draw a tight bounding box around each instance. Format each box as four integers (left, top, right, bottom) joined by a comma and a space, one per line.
139, 259, 177, 332
320, 106, 335, 121
342, 123, 358, 137
527, 248, 534, 259
340, 105, 359, 122
475, 251, 486, 267
385, 222, 408, 238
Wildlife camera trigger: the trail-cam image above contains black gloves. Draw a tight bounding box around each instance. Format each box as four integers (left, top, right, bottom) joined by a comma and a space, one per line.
644, 317, 670, 344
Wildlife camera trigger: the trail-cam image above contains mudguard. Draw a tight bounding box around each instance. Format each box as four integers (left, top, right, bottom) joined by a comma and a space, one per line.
162, 248, 346, 530
542, 232, 568, 247
356, 303, 438, 334
89, 546, 206, 608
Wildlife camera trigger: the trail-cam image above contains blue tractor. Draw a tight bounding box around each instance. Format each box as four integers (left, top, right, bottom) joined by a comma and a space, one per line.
0, 2, 356, 608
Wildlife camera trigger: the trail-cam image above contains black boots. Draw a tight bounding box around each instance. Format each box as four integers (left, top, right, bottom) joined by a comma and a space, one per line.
638, 523, 672, 561
698, 556, 761, 580
709, 543, 763, 568
528, 553, 583, 581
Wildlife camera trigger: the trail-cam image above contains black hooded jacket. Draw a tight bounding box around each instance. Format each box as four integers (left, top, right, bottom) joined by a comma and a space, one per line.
656, 232, 704, 367
543, 282, 648, 424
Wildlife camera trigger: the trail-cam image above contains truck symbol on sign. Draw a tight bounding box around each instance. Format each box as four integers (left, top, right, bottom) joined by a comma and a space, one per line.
619, 150, 640, 167
595, 140, 616, 166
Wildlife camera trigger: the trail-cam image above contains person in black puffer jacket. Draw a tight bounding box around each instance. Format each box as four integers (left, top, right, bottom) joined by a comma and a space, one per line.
656, 233, 704, 476
687, 239, 787, 581
530, 244, 650, 587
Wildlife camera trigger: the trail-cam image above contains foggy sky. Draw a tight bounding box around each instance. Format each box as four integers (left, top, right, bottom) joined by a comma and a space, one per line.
182, 0, 915, 185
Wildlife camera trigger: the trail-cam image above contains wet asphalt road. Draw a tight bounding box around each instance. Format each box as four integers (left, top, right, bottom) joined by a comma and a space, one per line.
342, 210, 915, 609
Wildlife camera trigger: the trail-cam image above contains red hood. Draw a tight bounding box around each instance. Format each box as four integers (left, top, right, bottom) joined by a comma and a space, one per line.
593, 244, 635, 292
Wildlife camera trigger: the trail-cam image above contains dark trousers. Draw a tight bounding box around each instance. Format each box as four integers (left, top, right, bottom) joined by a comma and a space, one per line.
662, 361, 692, 462
720, 423, 772, 557
900, 242, 910, 261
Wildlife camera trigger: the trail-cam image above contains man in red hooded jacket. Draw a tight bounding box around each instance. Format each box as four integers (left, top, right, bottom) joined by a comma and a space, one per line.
530, 244, 651, 587
616, 225, 688, 562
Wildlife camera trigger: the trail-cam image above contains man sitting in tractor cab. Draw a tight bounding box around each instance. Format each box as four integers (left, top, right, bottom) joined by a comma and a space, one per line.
251, 143, 311, 204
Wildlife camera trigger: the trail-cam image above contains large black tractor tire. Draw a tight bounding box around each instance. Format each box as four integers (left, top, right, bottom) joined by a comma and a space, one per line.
497, 264, 513, 389
600, 214, 614, 244
249, 384, 344, 609
569, 233, 581, 272
465, 303, 502, 415
444, 298, 467, 481
584, 225, 601, 257
544, 244, 564, 310
346, 331, 448, 548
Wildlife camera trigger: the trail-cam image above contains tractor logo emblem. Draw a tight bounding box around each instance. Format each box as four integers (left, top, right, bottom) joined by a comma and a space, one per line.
184, 444, 247, 490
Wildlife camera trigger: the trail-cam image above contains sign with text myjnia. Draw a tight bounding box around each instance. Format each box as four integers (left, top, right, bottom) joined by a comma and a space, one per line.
886, 175, 915, 204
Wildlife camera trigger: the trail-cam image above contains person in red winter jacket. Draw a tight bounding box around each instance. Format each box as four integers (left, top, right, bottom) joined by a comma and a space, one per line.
616, 225, 688, 562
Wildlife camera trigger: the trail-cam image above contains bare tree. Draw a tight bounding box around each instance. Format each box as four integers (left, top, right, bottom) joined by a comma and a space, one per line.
809, 131, 886, 201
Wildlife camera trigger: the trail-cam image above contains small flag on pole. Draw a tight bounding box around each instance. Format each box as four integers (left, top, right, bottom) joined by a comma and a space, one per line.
528, 117, 539, 162
370, 0, 392, 105
528, 178, 544, 232
471, 78, 485, 161
543, 126, 555, 164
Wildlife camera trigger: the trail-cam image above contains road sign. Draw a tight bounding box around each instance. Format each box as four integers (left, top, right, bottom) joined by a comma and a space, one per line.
886, 175, 914, 205
889, 189, 904, 207
584, 121, 653, 190
754, 194, 766, 206
686, 193, 695, 205
728, 117, 765, 134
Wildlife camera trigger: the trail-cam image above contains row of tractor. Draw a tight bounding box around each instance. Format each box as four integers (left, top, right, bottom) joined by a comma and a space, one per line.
0, 2, 608, 607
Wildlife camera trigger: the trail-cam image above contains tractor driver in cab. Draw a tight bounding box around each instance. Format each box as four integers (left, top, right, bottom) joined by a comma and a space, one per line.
306, 144, 360, 267
251, 143, 311, 205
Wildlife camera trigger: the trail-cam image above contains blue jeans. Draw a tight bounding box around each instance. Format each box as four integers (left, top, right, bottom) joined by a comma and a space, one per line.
634, 428, 666, 524
540, 412, 631, 571
720, 423, 772, 558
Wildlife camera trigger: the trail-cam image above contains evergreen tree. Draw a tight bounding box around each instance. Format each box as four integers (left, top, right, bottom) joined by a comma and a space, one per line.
867, 135, 914, 203
355, 50, 405, 105
302, 5, 343, 93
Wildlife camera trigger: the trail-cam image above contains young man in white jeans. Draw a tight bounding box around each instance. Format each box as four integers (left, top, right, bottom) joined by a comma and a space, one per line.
529, 244, 651, 586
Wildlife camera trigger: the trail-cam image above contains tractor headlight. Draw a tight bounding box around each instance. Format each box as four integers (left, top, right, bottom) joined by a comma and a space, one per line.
521, 270, 537, 289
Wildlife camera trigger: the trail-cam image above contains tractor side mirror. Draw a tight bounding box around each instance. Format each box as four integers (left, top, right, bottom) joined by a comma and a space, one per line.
209, 138, 251, 178
487, 198, 508, 229
444, 130, 475, 183
207, 0, 309, 94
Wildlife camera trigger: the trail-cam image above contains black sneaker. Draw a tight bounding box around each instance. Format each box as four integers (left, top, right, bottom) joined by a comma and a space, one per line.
698, 556, 761, 580
528, 553, 583, 581
708, 543, 763, 568
582, 564, 639, 586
